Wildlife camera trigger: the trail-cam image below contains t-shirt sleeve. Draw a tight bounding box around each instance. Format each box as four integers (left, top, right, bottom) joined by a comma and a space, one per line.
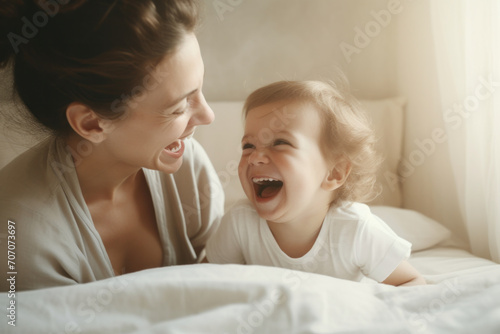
354, 213, 412, 282
205, 208, 246, 264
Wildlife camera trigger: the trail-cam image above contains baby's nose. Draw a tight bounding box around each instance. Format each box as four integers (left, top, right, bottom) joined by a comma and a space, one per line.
248, 149, 269, 165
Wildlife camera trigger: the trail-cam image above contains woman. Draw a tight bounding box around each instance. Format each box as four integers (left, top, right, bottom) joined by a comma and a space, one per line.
0, 0, 224, 291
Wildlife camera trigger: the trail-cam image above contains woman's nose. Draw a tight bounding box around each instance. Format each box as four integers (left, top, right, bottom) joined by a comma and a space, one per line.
248, 149, 269, 165
191, 92, 214, 126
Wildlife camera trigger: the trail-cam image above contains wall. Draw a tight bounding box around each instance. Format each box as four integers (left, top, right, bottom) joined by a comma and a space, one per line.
197, 0, 467, 243
197, 0, 399, 100
0, 0, 467, 245
395, 0, 467, 243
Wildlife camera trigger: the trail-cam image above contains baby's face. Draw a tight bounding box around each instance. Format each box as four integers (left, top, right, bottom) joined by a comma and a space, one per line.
238, 100, 334, 224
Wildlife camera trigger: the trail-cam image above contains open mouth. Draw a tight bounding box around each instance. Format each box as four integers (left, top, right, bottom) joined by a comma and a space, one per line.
163, 139, 185, 158
165, 140, 182, 153
252, 177, 284, 200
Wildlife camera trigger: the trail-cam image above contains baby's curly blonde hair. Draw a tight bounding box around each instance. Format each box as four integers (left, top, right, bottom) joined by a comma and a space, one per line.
243, 80, 382, 204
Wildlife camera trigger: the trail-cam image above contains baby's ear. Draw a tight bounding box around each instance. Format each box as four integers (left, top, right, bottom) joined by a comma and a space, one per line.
322, 159, 351, 191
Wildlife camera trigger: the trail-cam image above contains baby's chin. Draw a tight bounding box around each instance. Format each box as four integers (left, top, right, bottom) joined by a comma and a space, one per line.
252, 202, 290, 224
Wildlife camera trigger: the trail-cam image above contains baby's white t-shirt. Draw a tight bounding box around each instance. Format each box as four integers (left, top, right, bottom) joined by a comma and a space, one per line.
206, 200, 411, 282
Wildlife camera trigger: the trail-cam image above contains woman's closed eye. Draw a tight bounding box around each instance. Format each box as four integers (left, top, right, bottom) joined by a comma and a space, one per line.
164, 96, 194, 117
160, 106, 184, 119
171, 107, 187, 116
171, 99, 191, 115
158, 107, 186, 123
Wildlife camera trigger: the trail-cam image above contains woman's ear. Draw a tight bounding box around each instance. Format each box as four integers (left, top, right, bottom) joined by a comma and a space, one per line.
66, 103, 108, 143
322, 159, 351, 191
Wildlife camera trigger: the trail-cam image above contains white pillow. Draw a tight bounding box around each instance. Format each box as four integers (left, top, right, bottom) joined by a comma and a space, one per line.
369, 206, 452, 251
196, 98, 406, 210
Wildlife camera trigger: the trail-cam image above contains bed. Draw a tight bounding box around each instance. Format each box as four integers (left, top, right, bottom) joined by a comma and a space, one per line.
2, 241, 499, 333
1, 99, 500, 333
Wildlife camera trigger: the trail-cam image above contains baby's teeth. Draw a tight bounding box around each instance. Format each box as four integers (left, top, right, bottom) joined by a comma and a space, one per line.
252, 177, 278, 183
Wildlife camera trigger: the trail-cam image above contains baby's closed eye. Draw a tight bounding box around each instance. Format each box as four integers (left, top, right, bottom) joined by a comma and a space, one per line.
242, 143, 255, 150
273, 139, 291, 146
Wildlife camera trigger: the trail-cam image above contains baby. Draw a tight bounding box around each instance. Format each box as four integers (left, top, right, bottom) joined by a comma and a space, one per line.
206, 80, 425, 286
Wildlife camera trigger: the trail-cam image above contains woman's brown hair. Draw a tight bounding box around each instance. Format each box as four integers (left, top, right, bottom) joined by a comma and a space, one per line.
0, 0, 199, 136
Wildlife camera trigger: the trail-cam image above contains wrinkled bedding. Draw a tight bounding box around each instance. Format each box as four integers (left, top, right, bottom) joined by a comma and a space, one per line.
2, 248, 499, 334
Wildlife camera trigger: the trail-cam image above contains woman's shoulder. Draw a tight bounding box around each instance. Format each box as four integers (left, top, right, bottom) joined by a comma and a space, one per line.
0, 137, 70, 214
0, 197, 86, 291
0, 138, 54, 194
0, 139, 90, 283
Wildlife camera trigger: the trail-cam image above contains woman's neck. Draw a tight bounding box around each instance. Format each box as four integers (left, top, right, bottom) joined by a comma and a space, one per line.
65, 135, 142, 204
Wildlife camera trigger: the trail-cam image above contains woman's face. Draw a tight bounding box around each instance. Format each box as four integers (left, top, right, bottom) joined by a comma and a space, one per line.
102, 33, 214, 174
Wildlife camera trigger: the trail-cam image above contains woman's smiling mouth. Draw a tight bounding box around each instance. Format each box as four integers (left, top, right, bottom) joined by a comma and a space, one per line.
162, 131, 195, 159
164, 139, 185, 158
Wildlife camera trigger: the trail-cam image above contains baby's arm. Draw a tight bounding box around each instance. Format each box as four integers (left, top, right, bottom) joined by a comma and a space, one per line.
382, 260, 426, 286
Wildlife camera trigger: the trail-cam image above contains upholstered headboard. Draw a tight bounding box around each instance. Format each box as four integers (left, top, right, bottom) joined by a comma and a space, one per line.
195, 97, 406, 210
0, 96, 406, 210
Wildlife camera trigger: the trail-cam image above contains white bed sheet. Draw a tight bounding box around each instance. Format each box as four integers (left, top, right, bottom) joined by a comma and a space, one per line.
1, 247, 499, 334
410, 246, 499, 280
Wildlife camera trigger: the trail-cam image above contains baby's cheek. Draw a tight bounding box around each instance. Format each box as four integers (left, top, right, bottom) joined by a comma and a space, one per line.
237, 160, 251, 192
237, 158, 247, 178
